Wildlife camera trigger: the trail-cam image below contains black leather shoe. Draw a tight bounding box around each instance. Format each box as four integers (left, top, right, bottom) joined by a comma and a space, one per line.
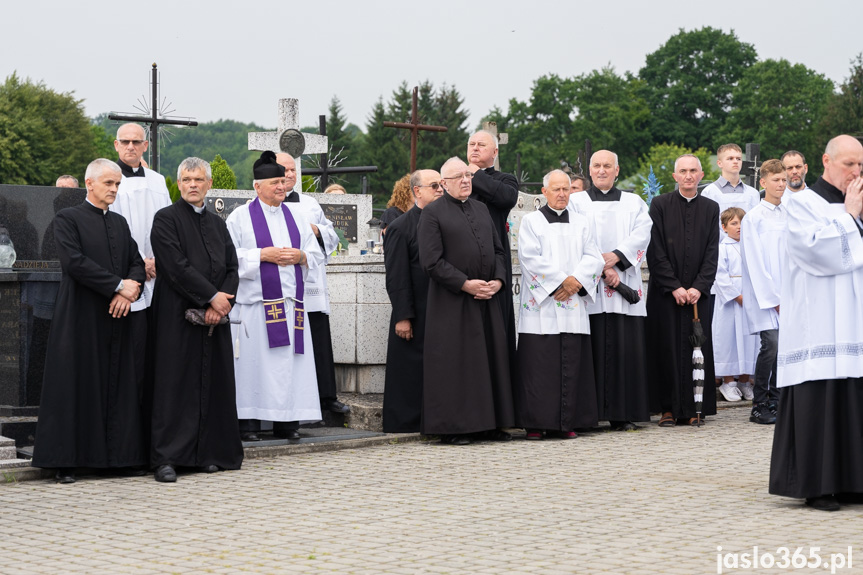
200, 465, 219, 473
806, 495, 840, 512
322, 399, 351, 414
154, 464, 177, 483
482, 429, 513, 442
240, 432, 262, 442
440, 434, 471, 446
55, 468, 76, 484
273, 429, 301, 440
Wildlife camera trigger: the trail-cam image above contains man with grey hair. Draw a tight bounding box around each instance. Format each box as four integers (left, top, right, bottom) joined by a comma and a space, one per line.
418, 157, 514, 445
55, 175, 79, 188
383, 168, 442, 432
569, 149, 652, 431
645, 154, 719, 427
467, 130, 519, 374
32, 158, 146, 483
148, 157, 242, 482
110, 122, 171, 418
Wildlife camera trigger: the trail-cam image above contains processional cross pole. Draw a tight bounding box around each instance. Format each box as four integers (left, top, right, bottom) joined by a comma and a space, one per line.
108, 63, 198, 172
383, 86, 448, 172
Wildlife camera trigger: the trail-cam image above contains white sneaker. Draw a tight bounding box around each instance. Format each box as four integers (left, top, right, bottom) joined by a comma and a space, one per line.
738, 382, 755, 401
718, 382, 742, 402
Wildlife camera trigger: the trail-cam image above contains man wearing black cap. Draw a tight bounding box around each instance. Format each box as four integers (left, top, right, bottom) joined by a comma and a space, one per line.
226, 152, 324, 442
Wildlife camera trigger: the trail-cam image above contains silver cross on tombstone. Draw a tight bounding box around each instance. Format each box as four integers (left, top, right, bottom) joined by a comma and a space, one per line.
482, 121, 508, 171
248, 98, 328, 193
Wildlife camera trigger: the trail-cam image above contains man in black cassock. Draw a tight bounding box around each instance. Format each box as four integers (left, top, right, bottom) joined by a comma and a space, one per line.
32, 159, 146, 484
149, 157, 243, 483
467, 131, 519, 370
418, 157, 515, 445
382, 168, 441, 433
645, 154, 719, 426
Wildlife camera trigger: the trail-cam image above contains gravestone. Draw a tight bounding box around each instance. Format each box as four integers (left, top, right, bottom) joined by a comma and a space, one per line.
205, 189, 372, 256
248, 99, 328, 194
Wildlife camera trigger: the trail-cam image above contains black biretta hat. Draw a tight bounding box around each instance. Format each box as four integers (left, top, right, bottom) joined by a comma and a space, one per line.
253, 151, 285, 180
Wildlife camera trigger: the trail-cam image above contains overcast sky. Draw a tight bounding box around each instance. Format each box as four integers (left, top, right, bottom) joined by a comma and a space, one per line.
4, 0, 860, 133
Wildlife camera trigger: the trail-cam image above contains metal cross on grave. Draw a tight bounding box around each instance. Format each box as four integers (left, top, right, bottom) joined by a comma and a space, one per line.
739, 142, 762, 189
109, 63, 198, 173
383, 86, 448, 173
481, 121, 508, 171
303, 115, 378, 192
248, 98, 328, 193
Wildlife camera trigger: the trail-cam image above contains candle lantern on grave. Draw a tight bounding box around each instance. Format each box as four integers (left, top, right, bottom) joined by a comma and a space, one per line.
367, 217, 382, 253
0, 226, 16, 269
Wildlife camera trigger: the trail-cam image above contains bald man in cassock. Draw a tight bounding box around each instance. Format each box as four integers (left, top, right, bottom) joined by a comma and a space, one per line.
645, 154, 719, 427
32, 159, 146, 484
418, 157, 514, 445
227, 152, 324, 442
770, 135, 863, 512
515, 170, 603, 439
467, 131, 519, 372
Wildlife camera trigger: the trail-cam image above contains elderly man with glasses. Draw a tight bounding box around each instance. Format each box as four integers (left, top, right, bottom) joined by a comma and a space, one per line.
416, 157, 515, 445
382, 169, 442, 433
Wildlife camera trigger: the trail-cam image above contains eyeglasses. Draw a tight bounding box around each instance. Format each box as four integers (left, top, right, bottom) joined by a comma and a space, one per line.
419, 183, 442, 190
118, 139, 145, 146
442, 173, 474, 181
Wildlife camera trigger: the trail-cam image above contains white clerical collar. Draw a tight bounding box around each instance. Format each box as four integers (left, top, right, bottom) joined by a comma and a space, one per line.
85, 198, 107, 214
679, 191, 697, 202
598, 188, 612, 194
186, 201, 206, 214
549, 206, 566, 215
262, 202, 282, 213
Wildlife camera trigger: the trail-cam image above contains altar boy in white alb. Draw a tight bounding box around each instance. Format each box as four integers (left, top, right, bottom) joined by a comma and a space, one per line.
769, 135, 863, 512
515, 170, 604, 439
227, 152, 324, 442
740, 160, 788, 424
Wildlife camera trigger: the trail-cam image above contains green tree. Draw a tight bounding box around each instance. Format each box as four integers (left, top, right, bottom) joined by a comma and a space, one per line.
720, 59, 834, 168
639, 27, 758, 150
164, 176, 181, 203
634, 143, 718, 199
210, 154, 237, 190
486, 69, 650, 185
819, 54, 863, 144
0, 73, 97, 185
90, 124, 116, 160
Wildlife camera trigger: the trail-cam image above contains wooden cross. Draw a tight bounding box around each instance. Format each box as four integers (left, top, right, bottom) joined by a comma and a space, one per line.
248, 99, 328, 193
481, 121, 508, 171
302, 115, 378, 191
109, 63, 198, 173
383, 86, 448, 172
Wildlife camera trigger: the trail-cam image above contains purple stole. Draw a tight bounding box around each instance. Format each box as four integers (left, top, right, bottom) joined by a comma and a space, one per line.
248, 198, 305, 353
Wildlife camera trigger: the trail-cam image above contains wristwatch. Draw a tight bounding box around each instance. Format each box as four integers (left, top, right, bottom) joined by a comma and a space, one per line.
117, 280, 125, 293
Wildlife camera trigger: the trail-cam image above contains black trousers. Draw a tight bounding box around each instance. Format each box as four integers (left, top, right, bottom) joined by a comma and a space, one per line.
239, 419, 298, 432
309, 311, 337, 402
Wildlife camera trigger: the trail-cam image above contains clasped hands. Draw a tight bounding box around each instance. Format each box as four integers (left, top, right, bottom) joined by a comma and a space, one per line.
672, 287, 701, 306
554, 276, 583, 301
462, 278, 503, 300
205, 292, 235, 326
261, 246, 306, 267
108, 279, 142, 318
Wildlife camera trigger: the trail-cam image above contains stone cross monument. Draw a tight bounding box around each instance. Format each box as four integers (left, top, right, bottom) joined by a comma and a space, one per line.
248, 98, 328, 193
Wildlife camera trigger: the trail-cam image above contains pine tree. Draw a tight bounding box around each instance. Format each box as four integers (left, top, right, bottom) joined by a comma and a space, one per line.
211, 154, 237, 190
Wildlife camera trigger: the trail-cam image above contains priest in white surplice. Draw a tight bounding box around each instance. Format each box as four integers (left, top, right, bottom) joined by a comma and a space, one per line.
227, 151, 323, 442
109, 123, 171, 445
569, 150, 652, 431
769, 135, 863, 512
516, 170, 604, 439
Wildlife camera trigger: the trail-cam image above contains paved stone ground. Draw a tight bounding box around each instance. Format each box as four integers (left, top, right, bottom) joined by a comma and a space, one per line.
1, 406, 861, 575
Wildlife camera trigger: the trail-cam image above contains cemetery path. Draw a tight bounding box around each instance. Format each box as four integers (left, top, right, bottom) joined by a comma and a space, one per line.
1, 407, 859, 574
